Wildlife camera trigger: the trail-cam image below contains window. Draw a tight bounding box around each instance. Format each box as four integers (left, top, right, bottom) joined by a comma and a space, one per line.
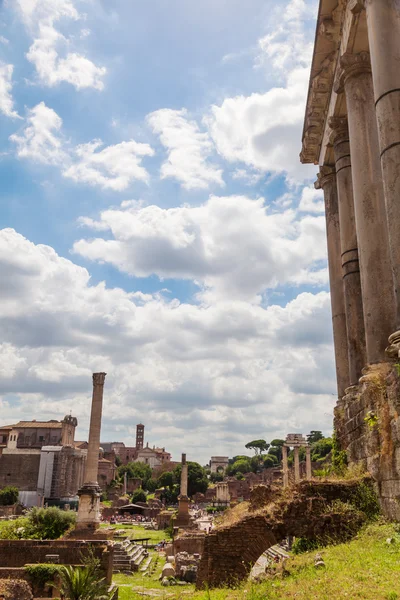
39, 436, 44, 442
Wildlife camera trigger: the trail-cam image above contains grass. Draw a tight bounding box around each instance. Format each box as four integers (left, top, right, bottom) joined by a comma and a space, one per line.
113, 521, 400, 599
100, 523, 168, 544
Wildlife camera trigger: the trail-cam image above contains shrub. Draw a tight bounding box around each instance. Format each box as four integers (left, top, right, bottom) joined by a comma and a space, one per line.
26, 506, 76, 539
292, 537, 319, 554
25, 564, 60, 592
131, 488, 146, 504
0, 486, 19, 506
350, 481, 380, 520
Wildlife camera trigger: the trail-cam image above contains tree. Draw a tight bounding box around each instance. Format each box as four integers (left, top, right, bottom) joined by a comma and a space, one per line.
173, 462, 208, 496
307, 431, 325, 444
209, 472, 223, 483
231, 458, 251, 475
0, 486, 18, 506
311, 437, 333, 462
245, 440, 269, 455
146, 478, 159, 493
157, 471, 174, 490
117, 462, 152, 489
26, 506, 76, 539
268, 439, 285, 462
263, 455, 276, 468
131, 489, 146, 504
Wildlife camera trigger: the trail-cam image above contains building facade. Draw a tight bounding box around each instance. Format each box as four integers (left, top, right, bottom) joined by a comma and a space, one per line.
301, 0, 400, 518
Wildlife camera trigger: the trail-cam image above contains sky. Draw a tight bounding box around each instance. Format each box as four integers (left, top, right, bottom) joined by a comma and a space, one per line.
0, 0, 335, 465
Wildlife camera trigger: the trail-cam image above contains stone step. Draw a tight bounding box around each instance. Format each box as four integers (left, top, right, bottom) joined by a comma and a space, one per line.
140, 556, 152, 572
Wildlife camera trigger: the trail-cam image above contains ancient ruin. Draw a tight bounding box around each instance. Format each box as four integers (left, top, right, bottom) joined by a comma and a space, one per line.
282, 434, 312, 487
76, 372, 106, 531
301, 0, 400, 518
174, 453, 191, 528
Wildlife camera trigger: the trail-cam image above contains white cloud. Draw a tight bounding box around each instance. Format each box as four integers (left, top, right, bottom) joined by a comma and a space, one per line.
298, 185, 324, 213
0, 228, 335, 461
63, 139, 154, 191
17, 0, 106, 90
147, 108, 224, 190
205, 68, 316, 184
11, 103, 153, 189
9, 101, 66, 164
0, 63, 20, 119
73, 194, 327, 301
0, 36, 9, 45
256, 0, 315, 74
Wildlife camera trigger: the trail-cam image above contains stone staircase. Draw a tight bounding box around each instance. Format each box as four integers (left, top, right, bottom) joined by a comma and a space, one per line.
113, 539, 148, 573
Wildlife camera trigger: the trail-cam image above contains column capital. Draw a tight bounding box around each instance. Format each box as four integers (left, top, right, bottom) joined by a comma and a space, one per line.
92, 372, 106, 386
334, 52, 371, 94
328, 116, 349, 145
348, 0, 365, 14
315, 165, 336, 190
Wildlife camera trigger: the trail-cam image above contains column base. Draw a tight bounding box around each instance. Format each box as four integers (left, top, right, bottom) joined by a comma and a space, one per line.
76, 483, 101, 531
386, 331, 400, 359
174, 495, 191, 528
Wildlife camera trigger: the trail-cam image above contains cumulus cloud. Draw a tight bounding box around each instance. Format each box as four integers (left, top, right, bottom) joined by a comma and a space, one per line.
10, 103, 153, 189
0, 228, 335, 461
298, 185, 324, 213
9, 101, 66, 164
73, 194, 327, 301
63, 139, 154, 190
204, 0, 318, 184
17, 0, 106, 90
0, 63, 20, 119
147, 108, 224, 190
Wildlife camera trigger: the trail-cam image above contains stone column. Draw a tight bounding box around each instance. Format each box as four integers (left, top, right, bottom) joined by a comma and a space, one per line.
306, 446, 312, 480
363, 0, 400, 350
180, 453, 188, 497
293, 447, 300, 483
315, 168, 350, 397
335, 52, 396, 364
175, 453, 190, 528
282, 445, 289, 488
329, 117, 367, 383
76, 372, 106, 531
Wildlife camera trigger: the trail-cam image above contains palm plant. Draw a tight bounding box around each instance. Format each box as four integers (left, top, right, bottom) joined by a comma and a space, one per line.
58, 565, 113, 600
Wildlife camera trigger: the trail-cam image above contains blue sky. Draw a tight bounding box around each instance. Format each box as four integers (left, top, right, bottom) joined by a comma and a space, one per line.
0, 0, 336, 464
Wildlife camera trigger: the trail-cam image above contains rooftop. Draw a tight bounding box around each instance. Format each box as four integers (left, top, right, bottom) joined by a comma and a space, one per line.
12, 420, 63, 429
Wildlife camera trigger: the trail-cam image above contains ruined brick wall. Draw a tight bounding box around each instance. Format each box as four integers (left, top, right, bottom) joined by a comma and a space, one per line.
335, 362, 400, 519
196, 480, 366, 589
0, 540, 113, 583
0, 453, 40, 490
173, 532, 205, 556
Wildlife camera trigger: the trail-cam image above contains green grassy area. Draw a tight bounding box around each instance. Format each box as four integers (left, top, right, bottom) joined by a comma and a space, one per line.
113, 521, 400, 600
100, 523, 168, 544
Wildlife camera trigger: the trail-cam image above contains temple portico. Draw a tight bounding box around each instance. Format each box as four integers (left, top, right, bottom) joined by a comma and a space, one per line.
301, 0, 400, 392
282, 434, 312, 488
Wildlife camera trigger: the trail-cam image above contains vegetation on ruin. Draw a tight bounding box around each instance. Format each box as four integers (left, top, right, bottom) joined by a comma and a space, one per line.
0, 506, 76, 539
114, 521, 400, 599
0, 485, 19, 505
58, 564, 113, 600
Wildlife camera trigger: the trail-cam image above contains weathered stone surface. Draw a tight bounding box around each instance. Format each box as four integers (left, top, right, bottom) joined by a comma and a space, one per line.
335, 362, 400, 519
0, 579, 33, 600
161, 563, 176, 578
196, 480, 366, 589
249, 485, 274, 511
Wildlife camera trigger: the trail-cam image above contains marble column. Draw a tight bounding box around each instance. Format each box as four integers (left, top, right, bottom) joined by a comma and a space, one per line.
363, 0, 400, 350
293, 447, 300, 483
306, 446, 312, 481
329, 117, 367, 383
180, 453, 188, 497
335, 52, 396, 364
76, 372, 106, 530
315, 168, 350, 397
282, 445, 289, 488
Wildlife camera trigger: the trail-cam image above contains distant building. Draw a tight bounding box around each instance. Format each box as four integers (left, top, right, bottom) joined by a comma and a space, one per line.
136, 424, 144, 450
210, 456, 229, 474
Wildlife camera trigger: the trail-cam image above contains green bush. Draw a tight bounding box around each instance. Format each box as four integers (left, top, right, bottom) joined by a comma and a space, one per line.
350, 482, 380, 520
131, 488, 146, 504
292, 537, 319, 554
0, 486, 19, 506
25, 563, 60, 590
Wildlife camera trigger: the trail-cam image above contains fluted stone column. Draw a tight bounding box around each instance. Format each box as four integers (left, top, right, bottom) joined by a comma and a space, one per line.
282, 445, 289, 488
306, 446, 312, 480
362, 0, 400, 350
335, 52, 396, 364
329, 117, 367, 383
76, 372, 106, 530
293, 447, 300, 483
315, 168, 350, 397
